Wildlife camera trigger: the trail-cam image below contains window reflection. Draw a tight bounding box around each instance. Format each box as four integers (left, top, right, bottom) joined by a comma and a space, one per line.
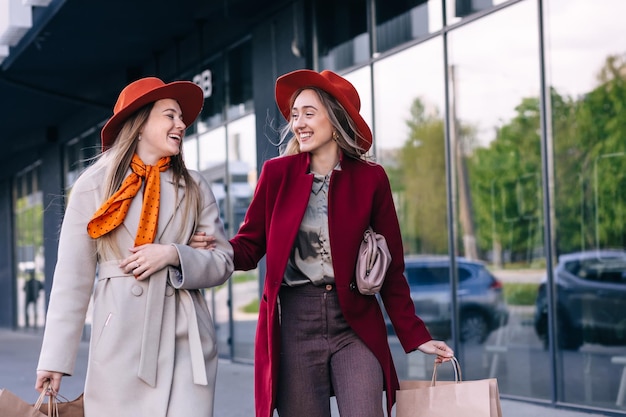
227, 40, 254, 119
446, 0, 500, 24
546, 0, 626, 408
227, 115, 258, 362
343, 66, 372, 137
14, 165, 45, 330
64, 131, 99, 190
375, 0, 442, 53
373, 38, 446, 256
448, 0, 546, 398
182, 137, 199, 171
317, 0, 369, 71
199, 59, 225, 128
371, 38, 448, 380
199, 127, 227, 172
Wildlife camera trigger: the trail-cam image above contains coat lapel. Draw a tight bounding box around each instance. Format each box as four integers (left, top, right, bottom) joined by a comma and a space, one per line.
157, 169, 184, 243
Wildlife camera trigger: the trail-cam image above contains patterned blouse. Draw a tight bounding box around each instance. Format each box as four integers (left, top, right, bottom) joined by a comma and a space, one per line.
283, 166, 340, 286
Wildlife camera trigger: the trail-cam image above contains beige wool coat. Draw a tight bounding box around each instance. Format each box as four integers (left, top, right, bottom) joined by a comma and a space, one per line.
37, 162, 234, 417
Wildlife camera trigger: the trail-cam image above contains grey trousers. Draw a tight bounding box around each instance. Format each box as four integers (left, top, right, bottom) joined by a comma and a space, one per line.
276, 284, 384, 417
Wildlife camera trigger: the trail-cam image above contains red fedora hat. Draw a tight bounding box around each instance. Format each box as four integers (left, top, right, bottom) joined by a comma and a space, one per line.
275, 69, 373, 152
101, 77, 204, 150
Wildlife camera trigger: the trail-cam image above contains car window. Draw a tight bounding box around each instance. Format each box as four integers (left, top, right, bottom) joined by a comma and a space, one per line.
405, 264, 476, 285
564, 257, 626, 284
406, 266, 450, 285
458, 266, 472, 283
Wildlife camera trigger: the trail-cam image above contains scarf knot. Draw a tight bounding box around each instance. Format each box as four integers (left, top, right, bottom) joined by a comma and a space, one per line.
87, 154, 171, 246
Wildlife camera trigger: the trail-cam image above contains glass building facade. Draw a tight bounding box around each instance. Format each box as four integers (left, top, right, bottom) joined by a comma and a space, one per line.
6, 0, 626, 414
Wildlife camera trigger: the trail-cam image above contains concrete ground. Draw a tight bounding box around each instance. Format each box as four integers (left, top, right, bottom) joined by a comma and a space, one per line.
0, 328, 612, 416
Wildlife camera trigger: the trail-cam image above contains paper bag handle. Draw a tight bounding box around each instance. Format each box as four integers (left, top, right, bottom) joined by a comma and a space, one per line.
431, 356, 462, 386
34, 381, 61, 417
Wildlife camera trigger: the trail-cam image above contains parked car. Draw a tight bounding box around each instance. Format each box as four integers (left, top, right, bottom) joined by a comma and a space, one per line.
534, 250, 626, 350
386, 255, 509, 344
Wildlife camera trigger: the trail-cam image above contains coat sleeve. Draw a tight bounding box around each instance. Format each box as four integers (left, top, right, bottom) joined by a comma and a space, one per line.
38, 174, 100, 375
171, 172, 234, 290
372, 165, 433, 352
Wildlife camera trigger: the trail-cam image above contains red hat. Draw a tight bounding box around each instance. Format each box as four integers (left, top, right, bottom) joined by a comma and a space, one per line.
101, 77, 204, 150
275, 69, 373, 152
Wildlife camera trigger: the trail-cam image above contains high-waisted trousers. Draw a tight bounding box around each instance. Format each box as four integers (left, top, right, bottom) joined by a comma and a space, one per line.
276, 283, 384, 417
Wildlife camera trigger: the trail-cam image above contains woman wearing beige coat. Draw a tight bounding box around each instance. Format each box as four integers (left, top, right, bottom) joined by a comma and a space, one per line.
35, 77, 234, 417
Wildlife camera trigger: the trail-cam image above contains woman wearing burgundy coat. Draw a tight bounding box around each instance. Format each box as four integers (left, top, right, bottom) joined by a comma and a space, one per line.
193, 69, 453, 417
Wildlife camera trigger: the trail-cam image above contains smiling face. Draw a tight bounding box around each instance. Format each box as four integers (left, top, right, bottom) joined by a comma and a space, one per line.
136, 98, 186, 164
291, 89, 338, 157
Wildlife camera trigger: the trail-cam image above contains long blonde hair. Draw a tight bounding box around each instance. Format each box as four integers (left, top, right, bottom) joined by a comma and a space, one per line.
278, 87, 370, 160
92, 103, 201, 257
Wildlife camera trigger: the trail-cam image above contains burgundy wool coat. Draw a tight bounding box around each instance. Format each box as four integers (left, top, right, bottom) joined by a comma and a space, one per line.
230, 152, 433, 417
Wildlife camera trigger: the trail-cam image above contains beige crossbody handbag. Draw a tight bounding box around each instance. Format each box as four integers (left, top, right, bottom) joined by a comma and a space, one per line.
355, 227, 392, 295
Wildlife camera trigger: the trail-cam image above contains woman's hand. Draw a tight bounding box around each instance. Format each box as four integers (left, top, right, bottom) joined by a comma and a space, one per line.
119, 243, 179, 280
188, 231, 217, 250
35, 370, 63, 394
417, 340, 455, 363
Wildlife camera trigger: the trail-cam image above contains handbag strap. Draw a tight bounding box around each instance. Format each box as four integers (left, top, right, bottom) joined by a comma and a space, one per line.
431, 356, 462, 386
363, 227, 378, 272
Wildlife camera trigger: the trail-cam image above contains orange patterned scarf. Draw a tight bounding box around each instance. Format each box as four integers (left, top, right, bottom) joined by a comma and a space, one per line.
87, 154, 171, 245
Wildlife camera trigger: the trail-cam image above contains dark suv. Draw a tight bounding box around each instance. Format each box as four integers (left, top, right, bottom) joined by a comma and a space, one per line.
534, 250, 626, 350
387, 255, 509, 344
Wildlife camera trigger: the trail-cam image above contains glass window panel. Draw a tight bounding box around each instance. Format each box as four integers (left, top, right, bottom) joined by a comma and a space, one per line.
448, 0, 546, 399
64, 131, 99, 190
227, 40, 254, 120
14, 164, 45, 330
546, 0, 626, 409
344, 66, 373, 135
374, 38, 446, 255
373, 38, 448, 381
226, 115, 258, 227
182, 136, 199, 171
445, 0, 496, 24
198, 59, 225, 128
227, 114, 258, 362
198, 127, 227, 172
317, 0, 369, 71
197, 127, 229, 355
375, 0, 443, 53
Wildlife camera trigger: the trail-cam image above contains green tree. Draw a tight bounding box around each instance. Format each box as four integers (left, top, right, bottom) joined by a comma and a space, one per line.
396, 98, 448, 254
553, 54, 626, 252
467, 97, 543, 264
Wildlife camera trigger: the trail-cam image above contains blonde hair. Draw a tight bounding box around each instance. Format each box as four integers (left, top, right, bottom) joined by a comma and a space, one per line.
91, 103, 201, 257
278, 87, 370, 161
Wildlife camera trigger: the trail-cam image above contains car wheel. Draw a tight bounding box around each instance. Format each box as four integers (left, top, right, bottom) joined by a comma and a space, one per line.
535, 313, 549, 350
556, 314, 583, 351
460, 311, 489, 344
536, 309, 583, 351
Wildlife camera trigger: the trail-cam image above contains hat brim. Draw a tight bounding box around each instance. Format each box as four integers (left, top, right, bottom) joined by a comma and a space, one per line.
101, 81, 204, 150
275, 70, 373, 152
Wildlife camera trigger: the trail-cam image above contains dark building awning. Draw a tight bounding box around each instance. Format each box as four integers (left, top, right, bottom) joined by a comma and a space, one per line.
0, 0, 285, 160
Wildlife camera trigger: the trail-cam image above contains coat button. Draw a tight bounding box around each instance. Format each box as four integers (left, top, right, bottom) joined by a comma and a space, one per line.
165, 286, 175, 297
349, 282, 356, 291
131, 285, 143, 296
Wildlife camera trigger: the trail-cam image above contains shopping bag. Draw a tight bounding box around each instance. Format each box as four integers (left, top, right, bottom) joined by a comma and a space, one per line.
0, 388, 46, 417
396, 357, 502, 417
37, 392, 84, 417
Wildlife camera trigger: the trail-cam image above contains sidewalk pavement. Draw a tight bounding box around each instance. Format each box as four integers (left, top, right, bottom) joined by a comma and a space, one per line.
0, 328, 609, 417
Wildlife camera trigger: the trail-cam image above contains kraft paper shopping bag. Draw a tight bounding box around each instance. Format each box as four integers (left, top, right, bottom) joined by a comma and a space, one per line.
36, 392, 84, 417
0, 388, 46, 417
396, 357, 502, 417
